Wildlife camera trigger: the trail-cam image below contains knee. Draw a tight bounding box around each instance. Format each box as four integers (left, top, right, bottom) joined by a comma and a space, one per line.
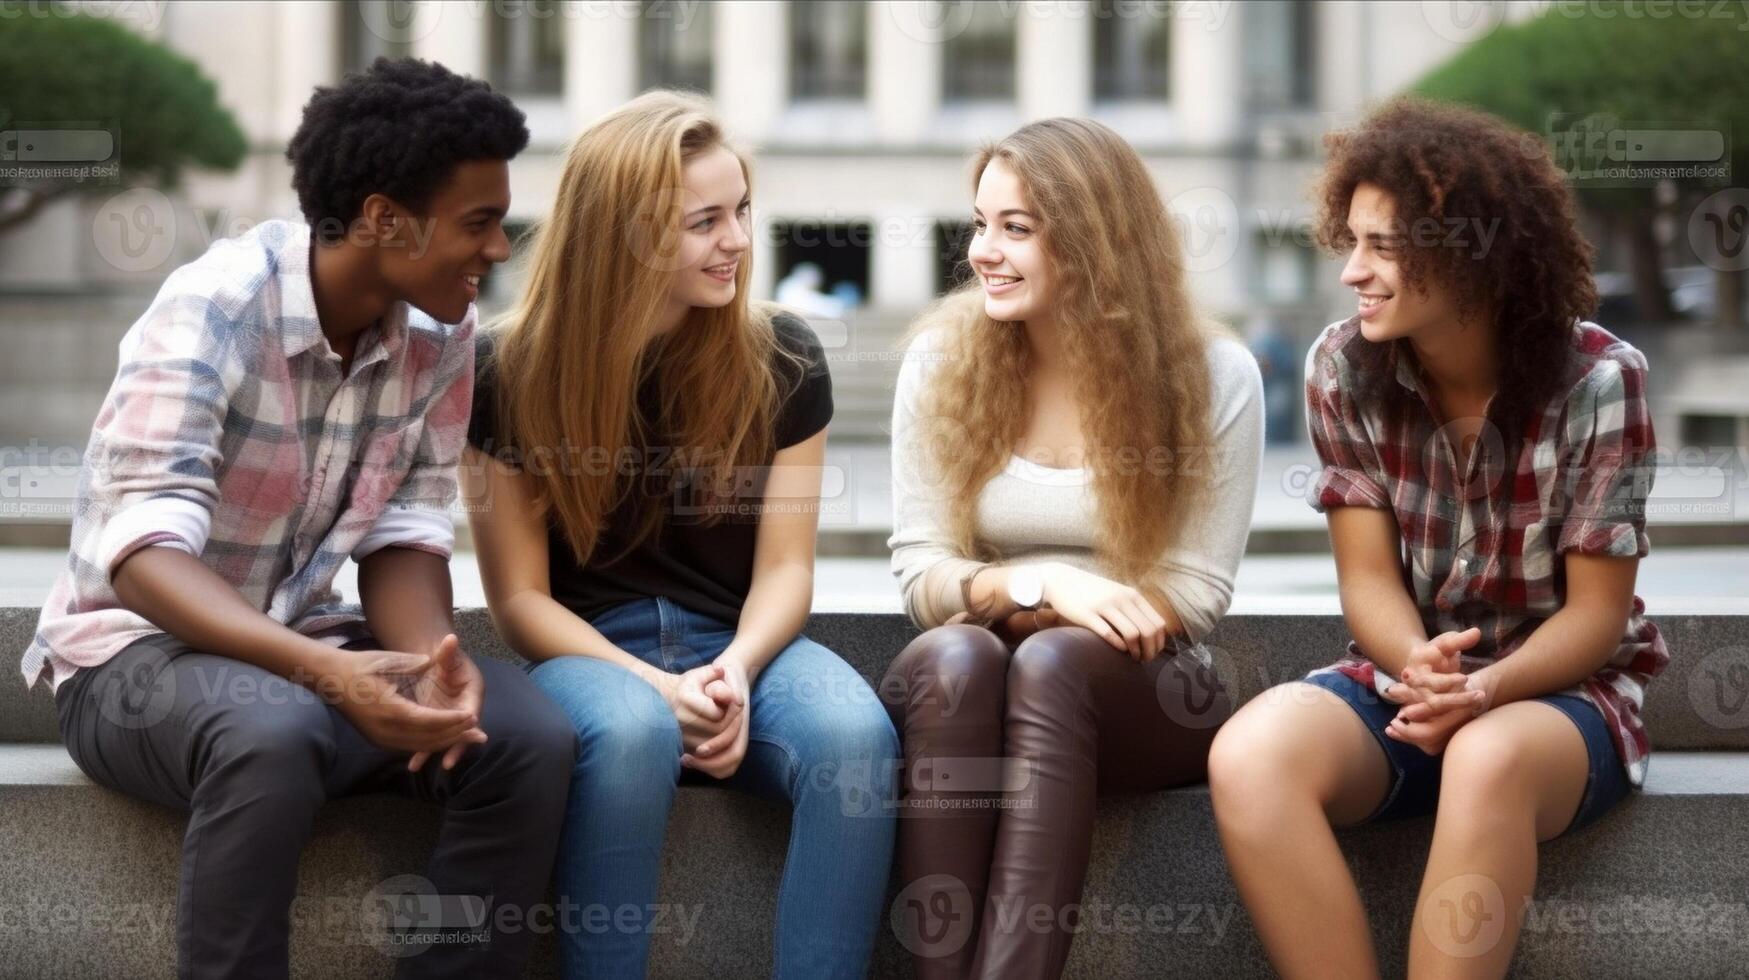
890, 624, 1009, 686
200, 699, 333, 799
531, 657, 682, 773
787, 703, 901, 815
1206, 714, 1260, 804
798, 701, 901, 769
572, 685, 683, 791
479, 672, 581, 780
1206, 698, 1305, 819
1006, 627, 1105, 700
1440, 722, 1528, 810
883, 624, 1009, 719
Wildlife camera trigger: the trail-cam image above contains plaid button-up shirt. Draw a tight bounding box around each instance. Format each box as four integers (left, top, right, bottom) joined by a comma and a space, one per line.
22, 220, 473, 691
1304, 317, 1667, 786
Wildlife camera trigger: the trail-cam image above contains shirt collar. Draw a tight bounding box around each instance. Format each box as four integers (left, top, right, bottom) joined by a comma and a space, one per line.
1388, 339, 1423, 393
1389, 336, 1504, 441
276, 220, 407, 366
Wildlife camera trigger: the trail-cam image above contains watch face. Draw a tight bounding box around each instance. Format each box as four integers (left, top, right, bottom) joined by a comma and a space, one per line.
1010, 567, 1044, 608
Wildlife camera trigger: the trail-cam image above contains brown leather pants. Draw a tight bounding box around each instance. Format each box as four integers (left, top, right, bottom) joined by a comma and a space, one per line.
881, 624, 1232, 980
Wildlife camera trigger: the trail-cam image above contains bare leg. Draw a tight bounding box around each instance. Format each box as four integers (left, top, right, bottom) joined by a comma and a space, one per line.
1208, 682, 1394, 980
1407, 701, 1588, 980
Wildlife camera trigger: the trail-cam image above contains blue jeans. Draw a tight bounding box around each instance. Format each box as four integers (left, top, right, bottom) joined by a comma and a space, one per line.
1301, 671, 1630, 835
529, 596, 899, 979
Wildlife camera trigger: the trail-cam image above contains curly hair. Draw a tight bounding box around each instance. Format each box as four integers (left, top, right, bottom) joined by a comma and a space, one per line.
1313, 96, 1597, 455
904, 118, 1218, 599
287, 58, 528, 243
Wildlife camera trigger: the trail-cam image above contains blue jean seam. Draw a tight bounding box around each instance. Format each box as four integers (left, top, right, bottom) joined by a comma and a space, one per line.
750, 728, 802, 980
656, 596, 682, 671
1536, 694, 1618, 836
1295, 677, 1409, 823
1566, 768, 1600, 835
749, 728, 804, 795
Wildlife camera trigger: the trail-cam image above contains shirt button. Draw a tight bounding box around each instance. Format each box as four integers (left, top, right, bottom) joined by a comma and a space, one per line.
1457, 558, 1469, 575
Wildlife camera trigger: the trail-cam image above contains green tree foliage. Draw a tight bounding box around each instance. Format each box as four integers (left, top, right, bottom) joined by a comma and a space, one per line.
0, 12, 246, 232
1412, 0, 1749, 323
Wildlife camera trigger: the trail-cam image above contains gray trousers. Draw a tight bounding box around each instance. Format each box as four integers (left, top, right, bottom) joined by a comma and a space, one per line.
55, 632, 578, 980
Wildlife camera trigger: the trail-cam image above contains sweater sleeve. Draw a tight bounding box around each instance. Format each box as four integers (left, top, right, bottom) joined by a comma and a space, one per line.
887, 330, 987, 629
1145, 337, 1265, 642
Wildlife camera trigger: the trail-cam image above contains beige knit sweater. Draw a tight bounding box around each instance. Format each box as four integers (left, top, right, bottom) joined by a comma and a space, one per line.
887, 328, 1265, 641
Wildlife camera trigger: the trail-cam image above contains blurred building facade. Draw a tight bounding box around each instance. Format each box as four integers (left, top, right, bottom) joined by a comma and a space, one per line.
0, 0, 1520, 445
4, 0, 1520, 307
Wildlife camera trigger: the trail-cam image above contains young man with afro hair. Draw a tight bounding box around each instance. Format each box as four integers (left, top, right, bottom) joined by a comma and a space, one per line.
28, 58, 577, 978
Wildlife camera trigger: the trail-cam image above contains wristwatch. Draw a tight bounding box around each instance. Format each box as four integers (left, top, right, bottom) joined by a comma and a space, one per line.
1007, 565, 1045, 612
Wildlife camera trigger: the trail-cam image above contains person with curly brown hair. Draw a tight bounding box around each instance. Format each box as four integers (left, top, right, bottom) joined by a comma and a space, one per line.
883, 117, 1264, 979
1208, 97, 1667, 979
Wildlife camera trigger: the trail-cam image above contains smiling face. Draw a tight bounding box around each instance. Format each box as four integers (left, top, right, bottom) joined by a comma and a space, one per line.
968, 157, 1052, 324
376, 158, 513, 326
660, 144, 751, 331
1340, 182, 1466, 344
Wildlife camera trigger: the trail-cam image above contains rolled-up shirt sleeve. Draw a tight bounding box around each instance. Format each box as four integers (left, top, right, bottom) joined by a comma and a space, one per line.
352, 315, 475, 562
1304, 333, 1391, 512
91, 291, 237, 578
1556, 351, 1655, 558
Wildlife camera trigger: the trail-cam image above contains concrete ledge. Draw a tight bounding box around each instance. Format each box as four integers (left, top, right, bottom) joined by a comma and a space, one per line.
2, 744, 1746, 978
5, 606, 1747, 975
8, 608, 1749, 754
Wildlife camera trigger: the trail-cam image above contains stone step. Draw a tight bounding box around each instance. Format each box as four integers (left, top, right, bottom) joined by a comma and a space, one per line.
1, 741, 1744, 978
5, 607, 1747, 975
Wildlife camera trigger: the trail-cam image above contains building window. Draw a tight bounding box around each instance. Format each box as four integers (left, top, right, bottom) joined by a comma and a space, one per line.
1092, 0, 1169, 101
774, 220, 872, 303
491, 0, 566, 96
791, 1, 866, 100
1244, 0, 1315, 110
1253, 229, 1315, 304
639, 0, 713, 94
941, 1, 1015, 102
339, 0, 412, 75
935, 221, 976, 295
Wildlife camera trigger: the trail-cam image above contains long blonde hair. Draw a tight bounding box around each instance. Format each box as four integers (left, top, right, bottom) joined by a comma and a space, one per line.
487, 90, 800, 563
905, 117, 1218, 594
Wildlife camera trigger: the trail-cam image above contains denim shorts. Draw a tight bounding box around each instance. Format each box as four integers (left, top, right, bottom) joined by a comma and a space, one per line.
1300, 670, 1631, 837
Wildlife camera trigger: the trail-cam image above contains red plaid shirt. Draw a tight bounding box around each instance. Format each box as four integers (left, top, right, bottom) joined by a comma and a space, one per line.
1304, 317, 1667, 786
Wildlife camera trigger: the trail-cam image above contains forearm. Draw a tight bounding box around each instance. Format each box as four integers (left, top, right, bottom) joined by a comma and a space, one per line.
898, 554, 986, 629
964, 563, 1021, 621
492, 588, 668, 687
111, 546, 344, 682
1139, 582, 1188, 638
357, 546, 456, 657
1467, 603, 1625, 707
722, 560, 814, 676
1338, 571, 1431, 679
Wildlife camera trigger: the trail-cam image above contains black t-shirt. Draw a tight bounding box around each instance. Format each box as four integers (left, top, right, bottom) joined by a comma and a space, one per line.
468, 312, 833, 627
